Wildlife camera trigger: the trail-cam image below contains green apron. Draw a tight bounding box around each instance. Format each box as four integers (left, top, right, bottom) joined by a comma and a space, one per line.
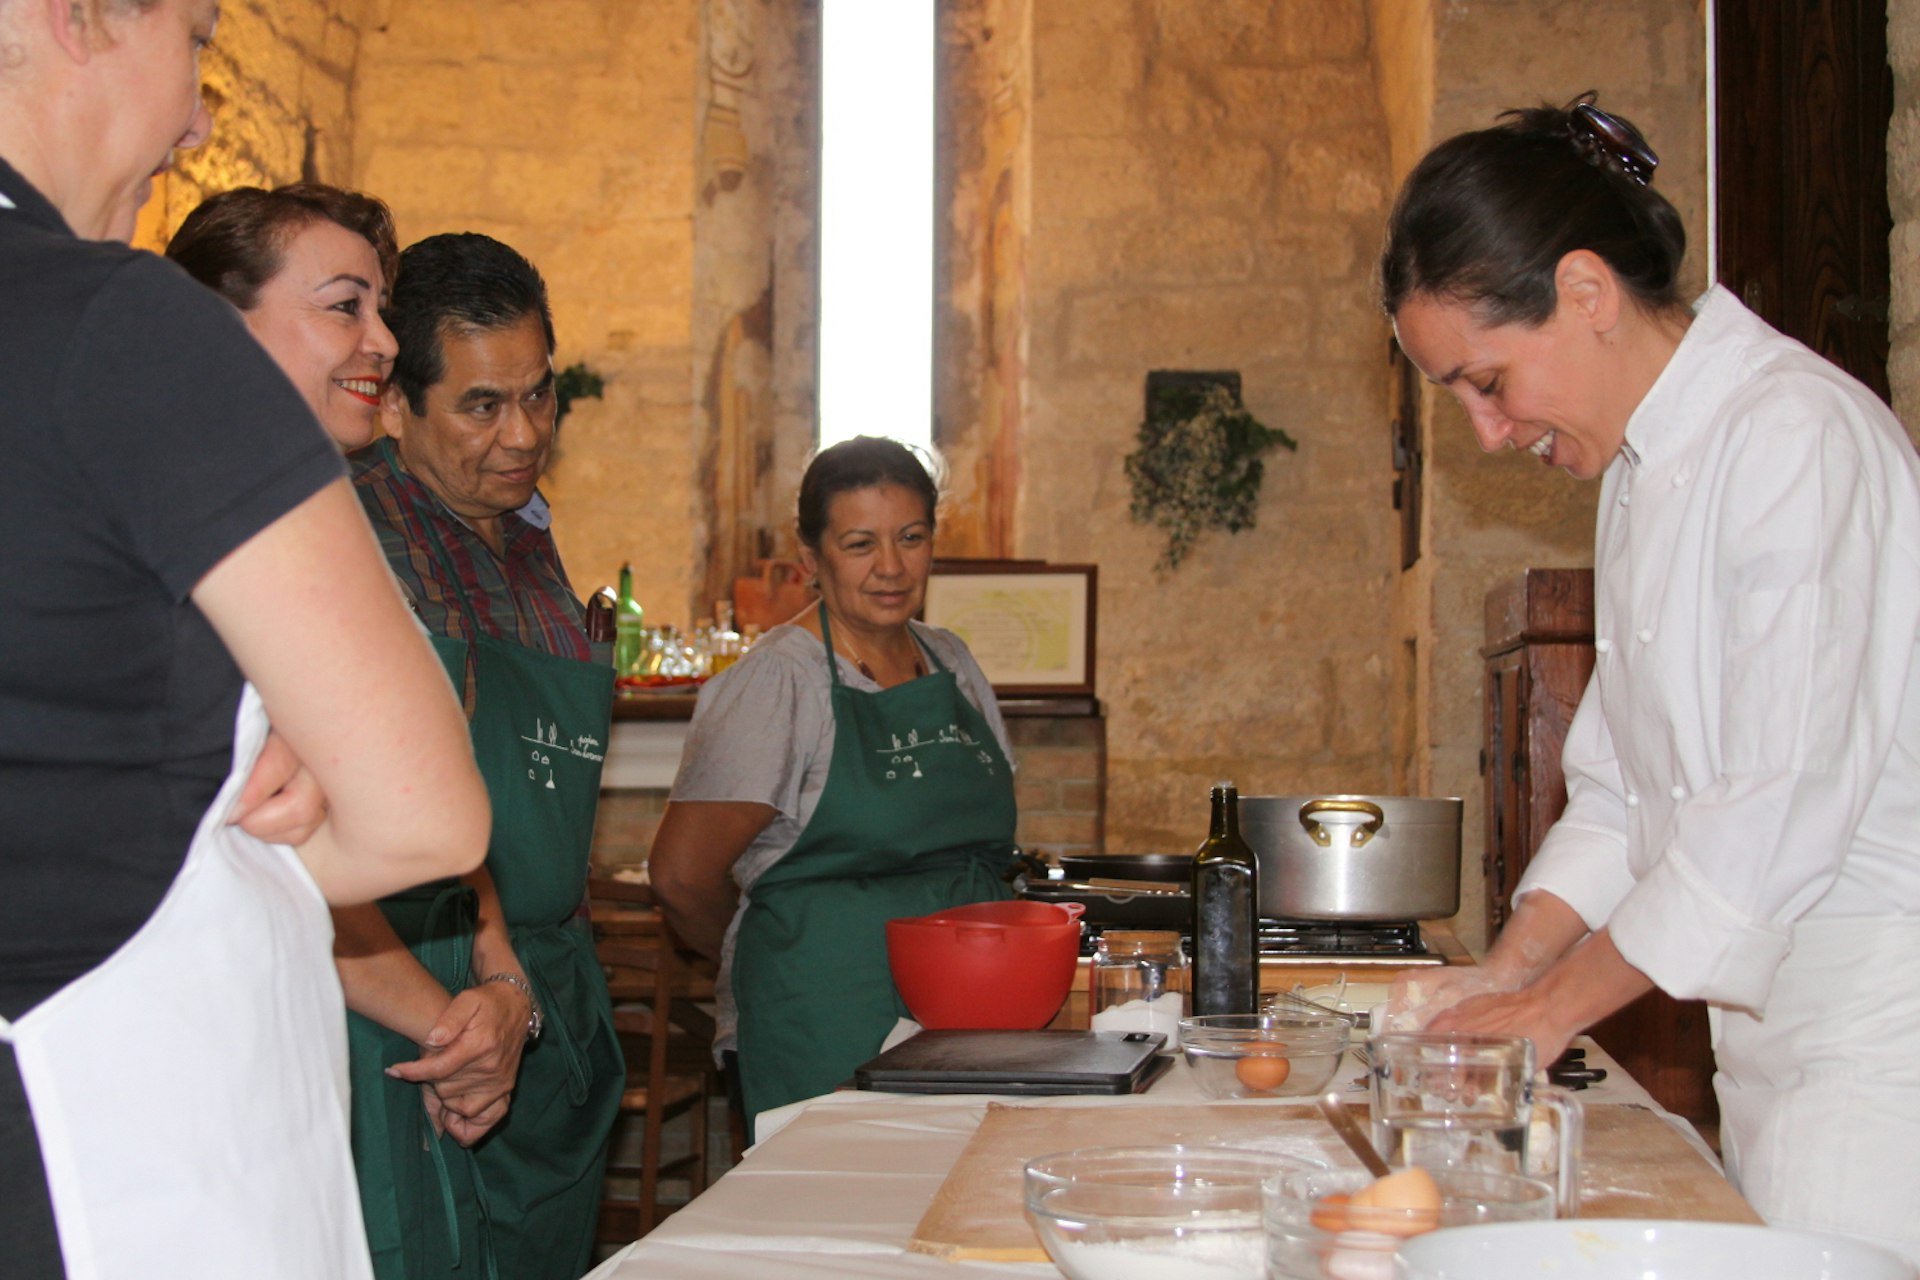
731, 605, 1020, 1123
348, 882, 488, 1279
348, 483, 620, 1280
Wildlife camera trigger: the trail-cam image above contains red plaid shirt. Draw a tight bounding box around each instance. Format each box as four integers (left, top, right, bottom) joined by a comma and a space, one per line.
350, 439, 596, 663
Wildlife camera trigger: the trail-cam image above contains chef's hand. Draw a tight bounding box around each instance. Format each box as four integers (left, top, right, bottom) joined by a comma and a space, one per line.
1428, 927, 1654, 1071
1386, 891, 1595, 1031
386, 982, 531, 1144
1426, 984, 1579, 1068
230, 730, 329, 846
1382, 965, 1525, 1032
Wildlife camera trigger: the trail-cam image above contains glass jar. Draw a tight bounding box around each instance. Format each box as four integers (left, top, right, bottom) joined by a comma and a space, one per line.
709, 600, 744, 674
1088, 930, 1189, 1048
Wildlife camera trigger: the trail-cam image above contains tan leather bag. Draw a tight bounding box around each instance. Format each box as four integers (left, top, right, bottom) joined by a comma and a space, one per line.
732, 558, 816, 632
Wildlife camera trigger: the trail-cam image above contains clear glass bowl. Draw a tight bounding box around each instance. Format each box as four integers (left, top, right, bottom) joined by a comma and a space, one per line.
1023, 1145, 1316, 1280
1178, 1012, 1352, 1099
1263, 1166, 1557, 1280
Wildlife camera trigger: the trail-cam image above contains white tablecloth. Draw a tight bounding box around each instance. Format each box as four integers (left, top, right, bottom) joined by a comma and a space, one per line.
586, 1038, 1699, 1278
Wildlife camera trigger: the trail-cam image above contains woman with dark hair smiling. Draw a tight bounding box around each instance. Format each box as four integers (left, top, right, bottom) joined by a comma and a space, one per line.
649, 436, 1021, 1128
1380, 94, 1920, 1263
168, 183, 400, 450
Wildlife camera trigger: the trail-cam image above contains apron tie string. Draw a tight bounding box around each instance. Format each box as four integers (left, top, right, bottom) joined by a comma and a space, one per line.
422, 1123, 466, 1270
468, 1157, 503, 1280
513, 923, 596, 1106
403, 884, 481, 1269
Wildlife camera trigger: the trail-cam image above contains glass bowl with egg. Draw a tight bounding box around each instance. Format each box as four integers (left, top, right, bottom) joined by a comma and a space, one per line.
1178, 1011, 1352, 1099
1023, 1145, 1320, 1280
1263, 1166, 1556, 1280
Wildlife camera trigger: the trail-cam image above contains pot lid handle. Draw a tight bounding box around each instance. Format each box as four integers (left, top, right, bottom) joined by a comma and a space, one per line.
1298, 798, 1385, 848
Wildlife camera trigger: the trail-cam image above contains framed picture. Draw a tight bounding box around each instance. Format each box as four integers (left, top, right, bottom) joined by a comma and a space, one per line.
922, 560, 1097, 696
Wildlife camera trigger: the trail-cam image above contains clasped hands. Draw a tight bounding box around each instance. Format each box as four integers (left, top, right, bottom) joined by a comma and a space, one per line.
235, 735, 532, 1146
387, 978, 534, 1147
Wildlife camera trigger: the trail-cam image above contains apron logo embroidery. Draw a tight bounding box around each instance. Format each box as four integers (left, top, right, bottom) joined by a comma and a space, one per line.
877, 722, 998, 780
520, 715, 608, 789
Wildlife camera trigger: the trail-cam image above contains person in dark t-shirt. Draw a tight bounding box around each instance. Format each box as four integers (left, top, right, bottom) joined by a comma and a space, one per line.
0, 2, 490, 1275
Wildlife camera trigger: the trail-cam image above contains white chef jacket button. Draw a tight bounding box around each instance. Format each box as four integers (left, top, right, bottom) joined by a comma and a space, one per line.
1672, 471, 1688, 487
1595, 638, 1613, 653
1637, 627, 1654, 643
1626, 792, 1640, 807
1618, 491, 1631, 506
1669, 784, 1687, 800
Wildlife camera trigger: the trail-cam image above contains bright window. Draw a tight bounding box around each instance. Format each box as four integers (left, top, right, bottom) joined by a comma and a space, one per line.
816, 0, 935, 454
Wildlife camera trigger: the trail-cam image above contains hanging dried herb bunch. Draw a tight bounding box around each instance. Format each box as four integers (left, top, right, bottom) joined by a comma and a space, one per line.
554, 361, 606, 425
1125, 382, 1297, 571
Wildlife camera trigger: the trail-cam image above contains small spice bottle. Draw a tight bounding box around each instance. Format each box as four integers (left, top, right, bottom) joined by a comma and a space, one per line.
1088, 930, 1188, 1049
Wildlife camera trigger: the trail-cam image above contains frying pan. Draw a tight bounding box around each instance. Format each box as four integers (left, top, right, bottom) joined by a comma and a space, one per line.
1054, 853, 1191, 883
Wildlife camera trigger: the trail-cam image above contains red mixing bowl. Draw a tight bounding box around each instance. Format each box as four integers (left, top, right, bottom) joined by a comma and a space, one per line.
885, 900, 1086, 1030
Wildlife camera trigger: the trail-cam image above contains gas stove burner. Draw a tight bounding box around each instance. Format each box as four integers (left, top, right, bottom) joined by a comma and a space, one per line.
1257, 917, 1425, 956
1079, 917, 1433, 961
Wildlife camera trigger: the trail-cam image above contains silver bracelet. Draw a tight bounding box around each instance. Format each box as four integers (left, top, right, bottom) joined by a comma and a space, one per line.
482, 971, 544, 1042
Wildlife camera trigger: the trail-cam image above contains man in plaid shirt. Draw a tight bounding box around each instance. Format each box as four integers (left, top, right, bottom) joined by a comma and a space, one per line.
341, 232, 622, 1280
351, 233, 599, 664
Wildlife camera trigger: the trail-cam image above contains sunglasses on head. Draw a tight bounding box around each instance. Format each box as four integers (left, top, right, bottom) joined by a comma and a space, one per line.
1570, 102, 1658, 186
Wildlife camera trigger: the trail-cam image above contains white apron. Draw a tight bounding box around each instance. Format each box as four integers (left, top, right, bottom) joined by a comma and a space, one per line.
1714, 915, 1920, 1266
0, 685, 374, 1280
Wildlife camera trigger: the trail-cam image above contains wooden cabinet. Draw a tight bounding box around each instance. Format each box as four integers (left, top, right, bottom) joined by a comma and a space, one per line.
1483, 569, 1718, 1124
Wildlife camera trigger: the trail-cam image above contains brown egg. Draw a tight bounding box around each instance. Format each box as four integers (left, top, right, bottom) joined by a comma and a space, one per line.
1345, 1166, 1442, 1237
1309, 1191, 1353, 1231
1233, 1041, 1293, 1092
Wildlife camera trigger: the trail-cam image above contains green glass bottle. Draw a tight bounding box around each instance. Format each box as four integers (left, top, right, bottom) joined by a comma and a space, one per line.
614, 562, 645, 677
1191, 781, 1259, 1016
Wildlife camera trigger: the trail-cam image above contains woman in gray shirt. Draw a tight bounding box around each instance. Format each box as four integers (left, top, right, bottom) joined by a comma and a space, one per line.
650, 438, 1019, 1126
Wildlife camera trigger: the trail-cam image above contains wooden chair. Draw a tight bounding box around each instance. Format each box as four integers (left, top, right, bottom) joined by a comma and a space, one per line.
589, 875, 716, 1240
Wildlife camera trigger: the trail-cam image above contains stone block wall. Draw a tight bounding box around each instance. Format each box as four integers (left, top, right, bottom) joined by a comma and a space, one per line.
1008, 717, 1105, 857
934, 0, 1033, 560
1018, 0, 1400, 852
350, 0, 704, 627
135, 0, 373, 250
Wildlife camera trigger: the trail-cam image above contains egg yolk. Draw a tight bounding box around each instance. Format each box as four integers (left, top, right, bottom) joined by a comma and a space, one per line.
1233, 1040, 1292, 1092
1310, 1191, 1353, 1231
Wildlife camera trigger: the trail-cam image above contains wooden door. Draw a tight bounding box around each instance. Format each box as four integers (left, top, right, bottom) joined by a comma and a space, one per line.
1481, 653, 1527, 940
1714, 0, 1892, 402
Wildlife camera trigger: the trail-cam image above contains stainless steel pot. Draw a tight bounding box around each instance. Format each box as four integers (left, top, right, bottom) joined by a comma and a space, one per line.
1240, 794, 1462, 921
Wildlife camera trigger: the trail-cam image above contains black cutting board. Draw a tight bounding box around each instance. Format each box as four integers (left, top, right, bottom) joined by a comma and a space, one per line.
853, 1029, 1172, 1096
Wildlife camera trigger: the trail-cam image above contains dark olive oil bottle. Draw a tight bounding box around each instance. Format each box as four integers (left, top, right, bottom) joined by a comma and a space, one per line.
1191, 781, 1259, 1015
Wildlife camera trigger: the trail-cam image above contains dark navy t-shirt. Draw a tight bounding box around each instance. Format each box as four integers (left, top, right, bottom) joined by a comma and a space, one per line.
0, 159, 344, 1018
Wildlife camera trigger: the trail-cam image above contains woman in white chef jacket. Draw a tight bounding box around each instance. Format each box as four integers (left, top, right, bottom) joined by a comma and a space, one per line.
0, 1, 490, 1276
1379, 94, 1920, 1263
